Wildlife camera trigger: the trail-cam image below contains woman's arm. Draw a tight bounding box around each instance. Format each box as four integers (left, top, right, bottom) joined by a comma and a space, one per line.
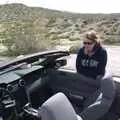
76, 49, 83, 73
97, 48, 107, 76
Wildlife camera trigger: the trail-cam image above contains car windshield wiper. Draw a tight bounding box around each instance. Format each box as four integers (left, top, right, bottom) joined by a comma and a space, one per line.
0, 50, 69, 72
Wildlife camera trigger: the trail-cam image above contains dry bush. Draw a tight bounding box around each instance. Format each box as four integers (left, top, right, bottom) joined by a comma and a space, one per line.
69, 44, 81, 54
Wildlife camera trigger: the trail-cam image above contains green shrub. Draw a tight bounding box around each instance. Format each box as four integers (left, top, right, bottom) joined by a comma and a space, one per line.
69, 44, 81, 54
103, 35, 120, 45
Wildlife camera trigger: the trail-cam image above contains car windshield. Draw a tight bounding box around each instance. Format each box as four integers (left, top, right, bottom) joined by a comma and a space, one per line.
0, 1, 120, 77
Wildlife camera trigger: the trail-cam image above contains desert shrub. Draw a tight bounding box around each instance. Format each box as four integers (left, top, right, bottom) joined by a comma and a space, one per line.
47, 17, 56, 25
0, 20, 55, 56
69, 44, 81, 54
1, 38, 54, 56
103, 35, 120, 45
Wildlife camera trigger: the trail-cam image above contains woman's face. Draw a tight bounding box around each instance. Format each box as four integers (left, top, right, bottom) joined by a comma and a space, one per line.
83, 38, 95, 52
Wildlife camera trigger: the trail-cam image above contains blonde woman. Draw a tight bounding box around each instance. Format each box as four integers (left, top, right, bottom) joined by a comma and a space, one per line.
76, 30, 107, 79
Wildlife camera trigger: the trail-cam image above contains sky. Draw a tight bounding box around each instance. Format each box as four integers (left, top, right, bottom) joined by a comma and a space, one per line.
0, 0, 120, 13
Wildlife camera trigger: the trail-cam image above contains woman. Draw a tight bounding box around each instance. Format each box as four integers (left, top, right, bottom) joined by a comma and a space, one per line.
76, 30, 107, 79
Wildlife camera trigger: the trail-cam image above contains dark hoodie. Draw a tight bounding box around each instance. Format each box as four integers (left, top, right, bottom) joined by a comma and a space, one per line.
76, 46, 107, 79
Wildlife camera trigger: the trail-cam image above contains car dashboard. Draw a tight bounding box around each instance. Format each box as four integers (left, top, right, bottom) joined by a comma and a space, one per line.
0, 65, 46, 113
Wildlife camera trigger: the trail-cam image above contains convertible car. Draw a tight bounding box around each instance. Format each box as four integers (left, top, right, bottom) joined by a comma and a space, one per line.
0, 50, 120, 120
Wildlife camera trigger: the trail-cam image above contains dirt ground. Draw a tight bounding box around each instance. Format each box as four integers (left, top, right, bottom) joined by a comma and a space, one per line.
106, 46, 120, 76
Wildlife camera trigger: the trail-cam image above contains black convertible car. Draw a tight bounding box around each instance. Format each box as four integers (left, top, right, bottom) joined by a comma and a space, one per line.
0, 50, 120, 120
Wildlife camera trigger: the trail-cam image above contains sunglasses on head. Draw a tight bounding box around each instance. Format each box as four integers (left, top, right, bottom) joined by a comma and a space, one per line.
83, 42, 93, 45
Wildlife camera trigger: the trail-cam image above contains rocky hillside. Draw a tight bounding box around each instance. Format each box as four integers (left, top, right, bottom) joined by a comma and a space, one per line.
0, 3, 120, 55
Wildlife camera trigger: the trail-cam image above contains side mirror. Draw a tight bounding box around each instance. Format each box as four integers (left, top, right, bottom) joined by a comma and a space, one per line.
43, 58, 67, 68
55, 59, 67, 68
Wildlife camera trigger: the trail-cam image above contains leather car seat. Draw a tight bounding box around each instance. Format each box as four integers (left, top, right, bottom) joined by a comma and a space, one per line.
38, 92, 83, 120
80, 72, 116, 120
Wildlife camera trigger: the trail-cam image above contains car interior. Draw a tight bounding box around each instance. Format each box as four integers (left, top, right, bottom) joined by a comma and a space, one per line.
0, 51, 119, 120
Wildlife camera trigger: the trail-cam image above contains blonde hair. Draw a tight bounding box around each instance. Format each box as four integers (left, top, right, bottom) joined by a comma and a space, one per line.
85, 30, 100, 43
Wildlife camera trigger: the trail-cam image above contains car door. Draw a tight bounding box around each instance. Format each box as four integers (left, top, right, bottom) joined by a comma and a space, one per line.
47, 68, 101, 105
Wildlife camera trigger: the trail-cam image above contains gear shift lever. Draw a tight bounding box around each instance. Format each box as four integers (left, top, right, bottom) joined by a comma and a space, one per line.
23, 103, 38, 117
